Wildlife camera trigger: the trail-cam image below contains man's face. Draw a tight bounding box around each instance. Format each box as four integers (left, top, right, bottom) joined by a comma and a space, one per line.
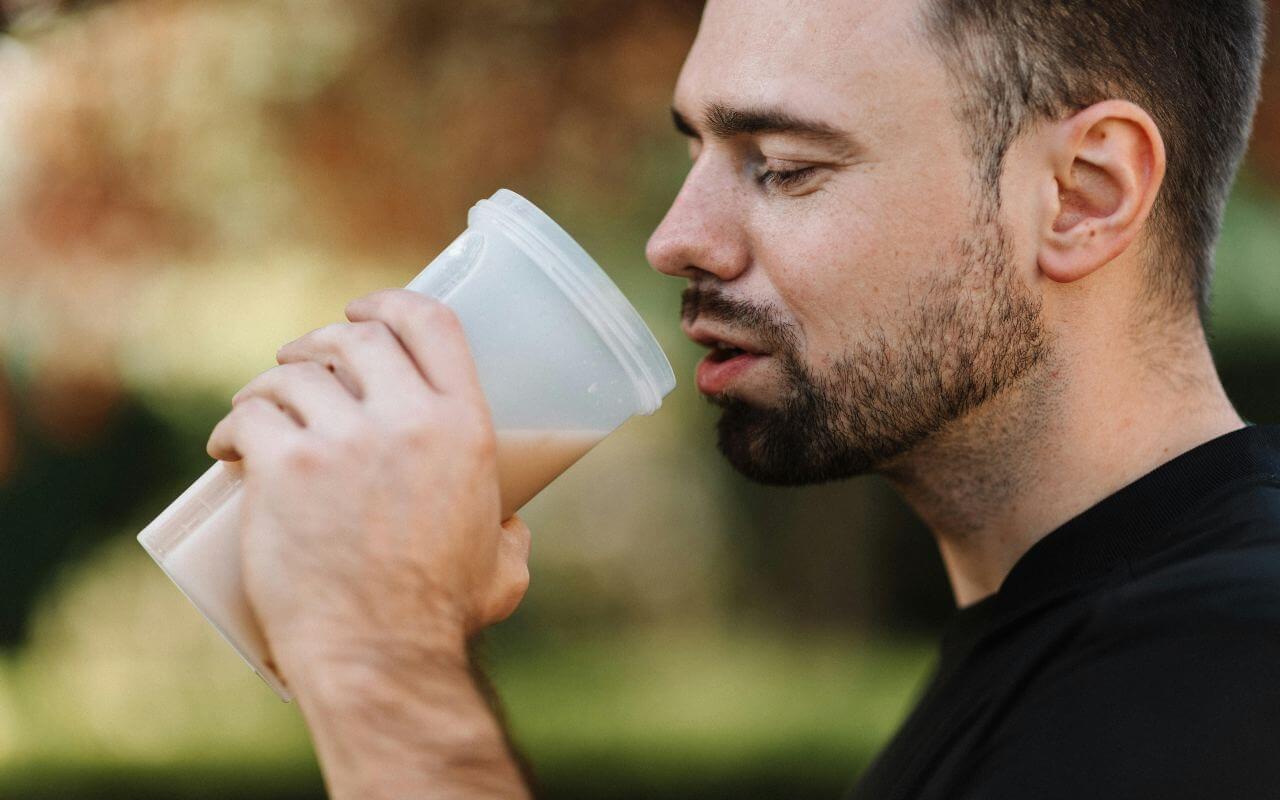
646, 0, 1050, 485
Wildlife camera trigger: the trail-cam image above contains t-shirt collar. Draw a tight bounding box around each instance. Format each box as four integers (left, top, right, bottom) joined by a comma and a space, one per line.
941, 422, 1280, 663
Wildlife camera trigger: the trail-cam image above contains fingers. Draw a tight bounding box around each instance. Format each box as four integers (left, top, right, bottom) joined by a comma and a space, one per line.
275, 319, 428, 408
231, 361, 362, 431
499, 514, 532, 563
344, 289, 487, 406
480, 515, 532, 627
207, 396, 303, 462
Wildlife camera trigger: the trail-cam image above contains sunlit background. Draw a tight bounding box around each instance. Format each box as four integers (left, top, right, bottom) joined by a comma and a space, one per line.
0, 2, 1276, 798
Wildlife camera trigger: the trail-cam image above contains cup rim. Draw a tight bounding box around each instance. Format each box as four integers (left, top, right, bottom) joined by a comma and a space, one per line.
470, 189, 676, 415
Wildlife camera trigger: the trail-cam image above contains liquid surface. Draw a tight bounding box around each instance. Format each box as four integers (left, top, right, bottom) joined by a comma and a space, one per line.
495, 428, 607, 518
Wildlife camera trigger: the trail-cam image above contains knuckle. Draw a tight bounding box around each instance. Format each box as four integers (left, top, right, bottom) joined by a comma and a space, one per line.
332, 417, 373, 450
412, 297, 451, 329
472, 425, 498, 461
504, 515, 532, 542
291, 360, 329, 381
512, 526, 532, 558
340, 320, 389, 354
452, 404, 495, 446
232, 370, 273, 405
314, 322, 349, 348
359, 320, 391, 340
350, 321, 378, 342
425, 300, 463, 332
489, 568, 530, 623
510, 563, 531, 594
235, 395, 271, 415
205, 424, 225, 458
280, 440, 325, 472
441, 403, 491, 448
275, 339, 300, 362
391, 413, 437, 447
372, 289, 411, 314
249, 394, 283, 413
302, 322, 340, 346
345, 291, 383, 314
280, 326, 327, 362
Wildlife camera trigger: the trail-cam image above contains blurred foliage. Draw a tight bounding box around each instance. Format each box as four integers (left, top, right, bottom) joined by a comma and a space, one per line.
0, 0, 1276, 797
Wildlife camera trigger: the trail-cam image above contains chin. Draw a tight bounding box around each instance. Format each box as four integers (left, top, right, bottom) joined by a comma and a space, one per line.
712, 396, 878, 486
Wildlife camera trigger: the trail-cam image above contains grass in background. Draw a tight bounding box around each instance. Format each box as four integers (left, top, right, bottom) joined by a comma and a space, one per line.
0, 538, 933, 799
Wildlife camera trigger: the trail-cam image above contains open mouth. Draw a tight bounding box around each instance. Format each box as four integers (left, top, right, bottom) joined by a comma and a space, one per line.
696, 343, 766, 395
707, 342, 749, 363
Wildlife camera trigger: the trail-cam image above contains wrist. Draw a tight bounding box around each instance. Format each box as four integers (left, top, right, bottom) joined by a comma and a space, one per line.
282, 630, 532, 800
275, 625, 471, 703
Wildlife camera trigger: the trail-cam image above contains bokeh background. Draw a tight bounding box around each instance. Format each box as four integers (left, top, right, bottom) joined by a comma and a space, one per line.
0, 1, 1276, 798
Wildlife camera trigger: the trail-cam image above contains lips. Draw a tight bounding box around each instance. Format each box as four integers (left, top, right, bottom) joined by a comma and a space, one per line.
705, 340, 753, 363
684, 324, 770, 394
683, 324, 768, 358
696, 349, 765, 394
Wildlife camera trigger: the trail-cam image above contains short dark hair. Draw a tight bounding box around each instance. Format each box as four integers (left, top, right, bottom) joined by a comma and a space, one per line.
921, 0, 1268, 324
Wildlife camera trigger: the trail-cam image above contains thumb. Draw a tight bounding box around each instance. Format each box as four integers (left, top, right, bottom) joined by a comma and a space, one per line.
476, 514, 532, 629
499, 514, 532, 563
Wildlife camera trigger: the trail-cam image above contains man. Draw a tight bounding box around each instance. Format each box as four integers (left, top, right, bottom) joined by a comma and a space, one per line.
207, 0, 1279, 798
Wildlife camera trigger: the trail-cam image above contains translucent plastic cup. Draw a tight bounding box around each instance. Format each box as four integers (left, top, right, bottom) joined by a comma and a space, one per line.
137, 189, 676, 700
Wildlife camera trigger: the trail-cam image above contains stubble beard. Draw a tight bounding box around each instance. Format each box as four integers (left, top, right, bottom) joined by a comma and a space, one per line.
708, 216, 1051, 486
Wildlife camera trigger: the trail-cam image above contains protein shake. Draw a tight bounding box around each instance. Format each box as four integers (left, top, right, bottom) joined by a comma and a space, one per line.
137, 189, 676, 700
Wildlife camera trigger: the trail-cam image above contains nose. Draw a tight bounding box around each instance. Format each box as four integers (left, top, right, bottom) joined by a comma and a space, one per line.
645, 160, 751, 283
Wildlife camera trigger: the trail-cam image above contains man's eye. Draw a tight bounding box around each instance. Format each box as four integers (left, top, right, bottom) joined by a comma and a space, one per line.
757, 166, 818, 191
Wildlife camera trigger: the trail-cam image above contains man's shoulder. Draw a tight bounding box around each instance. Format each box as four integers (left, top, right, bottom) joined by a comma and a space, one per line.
1174, 470, 1280, 546
952, 477, 1280, 799
1013, 474, 1280, 726
1109, 474, 1280, 625
962, 479, 1280, 798
1013, 474, 1280, 723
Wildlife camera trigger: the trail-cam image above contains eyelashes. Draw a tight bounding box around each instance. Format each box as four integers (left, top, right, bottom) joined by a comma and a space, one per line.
757, 165, 819, 192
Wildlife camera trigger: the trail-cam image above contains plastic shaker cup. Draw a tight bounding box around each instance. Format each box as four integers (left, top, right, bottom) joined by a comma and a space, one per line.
136, 189, 676, 700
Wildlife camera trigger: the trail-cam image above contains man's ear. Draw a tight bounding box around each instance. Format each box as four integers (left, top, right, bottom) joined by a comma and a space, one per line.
1037, 100, 1166, 284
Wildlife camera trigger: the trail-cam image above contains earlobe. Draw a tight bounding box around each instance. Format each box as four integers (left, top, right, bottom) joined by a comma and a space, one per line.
1037, 100, 1166, 285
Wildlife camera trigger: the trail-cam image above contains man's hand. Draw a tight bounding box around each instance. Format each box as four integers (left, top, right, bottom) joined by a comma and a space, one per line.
206, 288, 533, 799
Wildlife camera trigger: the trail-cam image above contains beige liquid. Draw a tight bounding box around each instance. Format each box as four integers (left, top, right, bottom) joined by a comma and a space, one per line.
496, 428, 607, 518
138, 428, 608, 699
138, 459, 293, 696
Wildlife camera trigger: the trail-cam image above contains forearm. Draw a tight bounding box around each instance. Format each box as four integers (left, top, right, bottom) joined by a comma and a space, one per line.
288, 641, 533, 800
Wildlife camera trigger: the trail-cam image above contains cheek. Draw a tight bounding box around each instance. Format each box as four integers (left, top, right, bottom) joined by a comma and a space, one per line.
753, 180, 963, 363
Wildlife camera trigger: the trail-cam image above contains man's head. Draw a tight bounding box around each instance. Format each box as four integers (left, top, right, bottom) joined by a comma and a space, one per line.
647, 0, 1266, 486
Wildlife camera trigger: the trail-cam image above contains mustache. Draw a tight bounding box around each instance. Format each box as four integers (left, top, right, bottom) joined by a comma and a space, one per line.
681, 285, 798, 352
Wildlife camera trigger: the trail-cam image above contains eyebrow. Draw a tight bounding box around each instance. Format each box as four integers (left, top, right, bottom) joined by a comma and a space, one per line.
671, 102, 860, 154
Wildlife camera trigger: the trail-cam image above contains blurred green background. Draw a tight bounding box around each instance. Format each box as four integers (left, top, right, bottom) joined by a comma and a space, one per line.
0, 1, 1275, 798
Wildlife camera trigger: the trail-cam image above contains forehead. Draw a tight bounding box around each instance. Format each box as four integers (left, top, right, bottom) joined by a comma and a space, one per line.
675, 0, 941, 128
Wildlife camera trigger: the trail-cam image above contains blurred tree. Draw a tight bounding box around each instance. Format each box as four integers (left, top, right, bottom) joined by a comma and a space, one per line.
0, 0, 1275, 658
0, 0, 712, 650
0, 371, 13, 484
0, 379, 180, 647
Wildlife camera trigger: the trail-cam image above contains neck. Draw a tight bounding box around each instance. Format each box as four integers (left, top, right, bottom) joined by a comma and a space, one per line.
877, 315, 1245, 608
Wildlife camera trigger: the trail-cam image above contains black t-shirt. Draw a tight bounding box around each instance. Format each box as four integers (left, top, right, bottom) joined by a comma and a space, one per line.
847, 424, 1280, 800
